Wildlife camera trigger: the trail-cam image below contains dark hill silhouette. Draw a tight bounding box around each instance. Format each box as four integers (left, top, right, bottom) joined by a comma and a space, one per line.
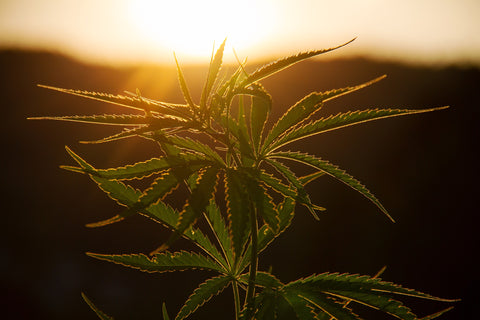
1, 49, 478, 319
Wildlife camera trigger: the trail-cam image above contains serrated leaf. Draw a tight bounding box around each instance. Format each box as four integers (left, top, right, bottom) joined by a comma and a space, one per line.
239, 197, 295, 273
29, 114, 168, 126
262, 75, 386, 150
78, 153, 212, 180
269, 151, 395, 222
175, 274, 232, 320
281, 290, 320, 320
80, 126, 152, 144
158, 167, 219, 252
174, 53, 196, 114
268, 106, 449, 153
239, 39, 355, 87
64, 146, 142, 226
249, 84, 272, 152
285, 272, 457, 320
298, 292, 361, 320
136, 169, 183, 207
200, 39, 226, 111
86, 251, 224, 273
141, 201, 228, 269
225, 169, 251, 261
238, 271, 283, 289
420, 307, 455, 320
298, 171, 326, 186
38, 84, 192, 119
81, 293, 114, 320
242, 169, 279, 232
204, 199, 235, 267
65, 147, 207, 229
257, 197, 295, 252
166, 135, 226, 165
266, 158, 325, 220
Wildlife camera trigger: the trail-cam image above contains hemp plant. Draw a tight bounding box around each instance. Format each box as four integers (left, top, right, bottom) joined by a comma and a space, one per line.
32, 39, 457, 319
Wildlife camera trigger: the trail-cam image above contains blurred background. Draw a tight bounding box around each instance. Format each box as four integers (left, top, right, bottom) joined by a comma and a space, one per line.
1, 0, 478, 319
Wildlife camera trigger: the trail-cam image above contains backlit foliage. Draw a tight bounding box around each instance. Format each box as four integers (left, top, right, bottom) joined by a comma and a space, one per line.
33, 39, 456, 320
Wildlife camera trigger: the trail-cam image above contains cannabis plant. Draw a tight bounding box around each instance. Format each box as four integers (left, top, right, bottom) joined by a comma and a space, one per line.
32, 39, 457, 319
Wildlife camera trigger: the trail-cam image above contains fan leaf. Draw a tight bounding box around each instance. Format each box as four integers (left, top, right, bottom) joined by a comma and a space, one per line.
204, 199, 235, 267
86, 251, 224, 273
268, 106, 449, 152
175, 274, 232, 320
81, 293, 114, 320
262, 75, 386, 150
71, 153, 212, 181
248, 84, 272, 153
29, 114, 185, 127
38, 84, 192, 119
266, 158, 325, 220
141, 201, 228, 269
200, 39, 226, 111
158, 166, 219, 252
225, 169, 251, 261
269, 151, 395, 222
239, 38, 355, 87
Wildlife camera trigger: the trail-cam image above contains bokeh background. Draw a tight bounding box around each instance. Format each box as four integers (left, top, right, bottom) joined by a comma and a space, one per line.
1, 1, 479, 319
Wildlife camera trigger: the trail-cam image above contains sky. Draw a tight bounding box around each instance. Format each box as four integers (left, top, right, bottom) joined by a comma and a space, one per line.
0, 0, 479, 66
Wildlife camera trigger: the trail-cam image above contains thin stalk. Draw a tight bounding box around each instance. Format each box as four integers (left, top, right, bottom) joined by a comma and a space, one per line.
232, 280, 242, 320
244, 205, 258, 319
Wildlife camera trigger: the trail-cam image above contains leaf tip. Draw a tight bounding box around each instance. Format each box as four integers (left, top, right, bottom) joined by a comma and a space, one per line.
150, 243, 169, 256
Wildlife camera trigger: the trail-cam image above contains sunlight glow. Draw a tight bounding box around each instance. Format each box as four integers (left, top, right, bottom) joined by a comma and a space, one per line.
127, 0, 276, 61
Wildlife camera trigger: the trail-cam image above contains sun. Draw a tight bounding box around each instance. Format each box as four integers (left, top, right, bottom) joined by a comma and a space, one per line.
127, 0, 276, 61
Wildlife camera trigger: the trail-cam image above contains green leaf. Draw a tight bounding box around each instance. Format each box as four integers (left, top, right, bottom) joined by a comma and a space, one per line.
80, 126, 154, 144
204, 199, 235, 268
266, 158, 325, 220
174, 53, 196, 114
238, 271, 283, 289
74, 153, 212, 180
81, 293, 114, 320
420, 307, 455, 320
285, 272, 457, 320
86, 251, 224, 273
38, 84, 192, 119
200, 39, 226, 111
175, 274, 232, 320
297, 292, 361, 320
262, 75, 386, 150
161, 166, 219, 251
248, 84, 272, 152
141, 201, 228, 269
269, 151, 395, 222
162, 303, 171, 320
64, 146, 143, 227
268, 106, 449, 153
225, 169, 251, 261
136, 169, 181, 204
166, 135, 226, 165
242, 169, 279, 232
281, 290, 319, 320
239, 197, 295, 272
239, 38, 355, 87
28, 114, 183, 126
257, 197, 295, 253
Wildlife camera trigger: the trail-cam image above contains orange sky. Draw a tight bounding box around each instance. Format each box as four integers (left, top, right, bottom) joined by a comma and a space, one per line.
1, 0, 479, 66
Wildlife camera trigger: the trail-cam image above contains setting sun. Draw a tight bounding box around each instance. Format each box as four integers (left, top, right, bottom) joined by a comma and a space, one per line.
126, 0, 276, 61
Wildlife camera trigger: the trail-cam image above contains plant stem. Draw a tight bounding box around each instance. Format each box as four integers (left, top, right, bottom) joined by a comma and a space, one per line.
244, 205, 258, 319
232, 280, 241, 320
